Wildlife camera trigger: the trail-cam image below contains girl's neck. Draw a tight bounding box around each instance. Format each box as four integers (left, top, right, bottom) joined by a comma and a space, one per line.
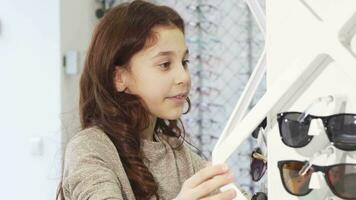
141, 116, 157, 141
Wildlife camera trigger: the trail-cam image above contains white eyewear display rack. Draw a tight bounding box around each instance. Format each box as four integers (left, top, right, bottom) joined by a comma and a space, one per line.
267, 1, 356, 199
212, 0, 356, 199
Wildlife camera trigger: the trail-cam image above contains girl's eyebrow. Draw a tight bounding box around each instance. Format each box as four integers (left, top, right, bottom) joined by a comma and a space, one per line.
152, 49, 189, 58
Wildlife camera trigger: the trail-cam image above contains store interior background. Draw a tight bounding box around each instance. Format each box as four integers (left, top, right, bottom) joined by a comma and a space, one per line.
0, 0, 265, 199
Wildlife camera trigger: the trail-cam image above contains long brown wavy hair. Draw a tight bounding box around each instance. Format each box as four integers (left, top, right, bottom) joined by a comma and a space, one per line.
57, 1, 193, 199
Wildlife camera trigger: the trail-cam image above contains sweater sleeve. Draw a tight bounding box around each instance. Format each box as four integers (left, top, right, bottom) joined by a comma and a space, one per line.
62, 132, 125, 200
189, 149, 208, 173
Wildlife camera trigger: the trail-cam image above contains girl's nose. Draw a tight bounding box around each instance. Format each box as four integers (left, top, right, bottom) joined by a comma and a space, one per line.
175, 65, 190, 86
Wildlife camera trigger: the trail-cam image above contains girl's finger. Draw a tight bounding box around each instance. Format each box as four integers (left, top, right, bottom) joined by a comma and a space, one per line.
193, 172, 235, 198
184, 164, 229, 188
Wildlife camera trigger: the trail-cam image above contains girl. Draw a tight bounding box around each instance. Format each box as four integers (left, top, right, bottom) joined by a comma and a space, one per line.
57, 0, 243, 199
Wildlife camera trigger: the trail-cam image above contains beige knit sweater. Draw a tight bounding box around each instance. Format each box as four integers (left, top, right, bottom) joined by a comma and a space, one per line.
62, 126, 209, 200
62, 126, 250, 200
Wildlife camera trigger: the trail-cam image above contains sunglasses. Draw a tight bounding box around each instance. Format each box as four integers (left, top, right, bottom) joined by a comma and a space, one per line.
251, 192, 267, 200
278, 160, 356, 199
277, 112, 356, 151
250, 147, 267, 182
252, 117, 267, 139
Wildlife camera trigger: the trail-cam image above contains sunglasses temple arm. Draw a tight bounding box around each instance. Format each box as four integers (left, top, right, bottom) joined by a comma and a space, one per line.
298, 145, 335, 176
297, 95, 335, 122
298, 161, 312, 176
253, 152, 267, 161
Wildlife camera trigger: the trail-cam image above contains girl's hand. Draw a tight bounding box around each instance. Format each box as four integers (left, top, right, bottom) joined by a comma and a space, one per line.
175, 163, 236, 200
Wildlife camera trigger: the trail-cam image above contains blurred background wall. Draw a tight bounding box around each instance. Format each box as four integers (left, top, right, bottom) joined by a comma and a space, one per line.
0, 0, 61, 199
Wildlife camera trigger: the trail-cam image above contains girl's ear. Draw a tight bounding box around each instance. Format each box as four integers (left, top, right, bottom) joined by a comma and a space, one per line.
114, 66, 129, 93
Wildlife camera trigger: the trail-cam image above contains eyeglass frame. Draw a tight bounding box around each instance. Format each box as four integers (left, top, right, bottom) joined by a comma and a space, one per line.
250, 147, 267, 182
277, 112, 356, 151
277, 160, 356, 200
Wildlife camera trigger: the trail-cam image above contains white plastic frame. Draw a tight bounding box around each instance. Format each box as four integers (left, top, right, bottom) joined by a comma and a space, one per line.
212, 54, 333, 199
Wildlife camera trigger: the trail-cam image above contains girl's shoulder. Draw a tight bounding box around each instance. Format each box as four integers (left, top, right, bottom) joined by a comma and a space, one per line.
67, 126, 111, 146
62, 126, 135, 199
63, 126, 121, 171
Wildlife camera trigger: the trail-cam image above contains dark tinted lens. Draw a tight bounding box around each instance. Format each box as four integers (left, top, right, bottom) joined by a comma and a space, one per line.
252, 118, 267, 139
327, 164, 356, 199
252, 192, 267, 200
328, 115, 356, 150
252, 127, 261, 139
251, 158, 267, 181
280, 161, 313, 196
279, 113, 312, 147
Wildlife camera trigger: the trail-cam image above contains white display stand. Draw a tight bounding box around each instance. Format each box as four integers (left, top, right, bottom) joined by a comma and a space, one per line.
267, 1, 356, 199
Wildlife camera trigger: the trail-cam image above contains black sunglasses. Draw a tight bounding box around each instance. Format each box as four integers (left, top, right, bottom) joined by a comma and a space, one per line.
252, 117, 267, 139
250, 118, 267, 182
250, 147, 267, 182
277, 112, 356, 151
278, 160, 356, 200
252, 192, 267, 200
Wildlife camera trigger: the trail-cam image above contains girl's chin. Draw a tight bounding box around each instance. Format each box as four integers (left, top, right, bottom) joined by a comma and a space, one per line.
162, 114, 182, 120
160, 110, 183, 120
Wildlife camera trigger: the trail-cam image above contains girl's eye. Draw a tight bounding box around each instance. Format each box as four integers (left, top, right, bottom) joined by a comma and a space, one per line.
182, 59, 190, 68
159, 62, 171, 70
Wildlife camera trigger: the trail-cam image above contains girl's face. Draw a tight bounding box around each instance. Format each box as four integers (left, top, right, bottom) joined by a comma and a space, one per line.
115, 26, 191, 120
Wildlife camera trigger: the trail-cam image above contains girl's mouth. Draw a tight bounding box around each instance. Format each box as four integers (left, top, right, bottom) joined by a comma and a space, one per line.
167, 93, 187, 104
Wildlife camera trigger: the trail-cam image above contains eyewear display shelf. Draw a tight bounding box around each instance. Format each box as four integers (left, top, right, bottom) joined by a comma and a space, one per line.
267, 0, 356, 200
